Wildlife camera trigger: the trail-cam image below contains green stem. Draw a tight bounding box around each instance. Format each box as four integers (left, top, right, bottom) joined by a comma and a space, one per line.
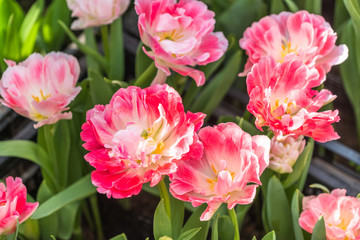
158, 180, 171, 220
90, 194, 104, 240
228, 208, 240, 240
0, 235, 6, 240
101, 25, 109, 61
133, 62, 157, 88
43, 124, 59, 191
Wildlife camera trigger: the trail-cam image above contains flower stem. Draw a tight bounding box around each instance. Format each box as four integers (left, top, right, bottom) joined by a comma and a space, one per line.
228, 208, 240, 240
90, 194, 104, 240
158, 179, 171, 220
101, 25, 109, 60
133, 62, 157, 88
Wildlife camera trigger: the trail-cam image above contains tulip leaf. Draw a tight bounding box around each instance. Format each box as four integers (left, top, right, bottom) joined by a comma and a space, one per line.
271, 0, 286, 13
283, 138, 314, 189
31, 174, 96, 219
310, 217, 326, 240
135, 43, 154, 79
53, 120, 71, 189
170, 195, 185, 239
217, 215, 234, 240
154, 199, 172, 240
89, 68, 114, 105
218, 0, 266, 39
191, 50, 242, 119
57, 202, 80, 239
110, 233, 128, 240
262, 231, 276, 240
181, 204, 209, 240
109, 17, 124, 81
266, 176, 294, 240
41, 0, 70, 51
4, 14, 21, 61
19, 0, 43, 43
334, 0, 349, 30
211, 214, 219, 240
284, 0, 299, 12
237, 117, 264, 136
177, 228, 201, 240
36, 181, 59, 240
291, 190, 304, 240
0, 140, 55, 184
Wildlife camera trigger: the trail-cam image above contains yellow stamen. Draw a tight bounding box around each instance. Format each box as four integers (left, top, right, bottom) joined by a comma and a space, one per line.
32, 89, 51, 103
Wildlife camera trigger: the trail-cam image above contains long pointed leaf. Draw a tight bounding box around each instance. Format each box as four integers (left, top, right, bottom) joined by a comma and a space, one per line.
31, 174, 96, 219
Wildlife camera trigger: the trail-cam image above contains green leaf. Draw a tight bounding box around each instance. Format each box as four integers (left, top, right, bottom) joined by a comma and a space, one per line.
0, 0, 24, 32
58, 20, 108, 70
3, 14, 21, 61
57, 202, 80, 239
270, 0, 287, 14
262, 231, 276, 240
89, 68, 114, 105
309, 184, 330, 193
153, 199, 172, 240
191, 50, 242, 119
284, 0, 299, 12
0, 140, 54, 183
31, 174, 96, 219
110, 233, 128, 240
304, 0, 322, 14
291, 190, 304, 240
36, 181, 59, 240
177, 228, 201, 240
84, 28, 101, 73
283, 139, 314, 189
211, 214, 219, 240
236, 203, 252, 230
19, 0, 44, 43
181, 204, 209, 240
237, 117, 263, 136
109, 17, 124, 81
218, 0, 267, 39
135, 43, 154, 79
266, 176, 294, 240
53, 120, 71, 189
20, 18, 41, 58
310, 217, 326, 240
217, 215, 234, 240
170, 195, 184, 239
334, 0, 349, 30
41, 0, 70, 51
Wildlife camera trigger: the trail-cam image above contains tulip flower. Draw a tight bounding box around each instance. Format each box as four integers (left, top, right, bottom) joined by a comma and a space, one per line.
299, 189, 360, 240
240, 10, 348, 82
67, 0, 130, 29
0, 52, 81, 128
81, 84, 205, 199
169, 122, 270, 221
0, 177, 38, 235
135, 0, 228, 86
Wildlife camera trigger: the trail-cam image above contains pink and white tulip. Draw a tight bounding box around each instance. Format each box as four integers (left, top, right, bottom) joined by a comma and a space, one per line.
81, 84, 205, 199
169, 122, 270, 221
67, 0, 130, 29
299, 189, 360, 240
239, 10, 348, 82
246, 57, 340, 142
135, 0, 228, 86
0, 52, 81, 128
0, 177, 38, 235
269, 136, 306, 173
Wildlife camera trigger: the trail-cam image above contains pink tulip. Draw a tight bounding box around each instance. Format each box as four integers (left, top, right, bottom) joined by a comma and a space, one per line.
135, 0, 228, 86
169, 122, 270, 221
0, 52, 81, 129
239, 10, 348, 82
246, 57, 340, 142
67, 0, 130, 29
0, 177, 38, 235
269, 136, 306, 173
81, 84, 205, 199
299, 189, 360, 240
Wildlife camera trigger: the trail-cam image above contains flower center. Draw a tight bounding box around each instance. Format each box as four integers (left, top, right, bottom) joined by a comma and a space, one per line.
271, 98, 297, 117
32, 89, 51, 103
206, 164, 235, 192
141, 124, 165, 155
280, 41, 298, 63
157, 29, 184, 42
